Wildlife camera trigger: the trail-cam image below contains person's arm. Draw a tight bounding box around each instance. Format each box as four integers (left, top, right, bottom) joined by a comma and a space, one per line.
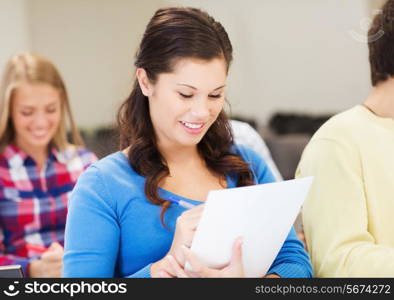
0, 230, 34, 277
267, 227, 313, 278
79, 148, 98, 170
237, 144, 313, 278
0, 183, 64, 278
0, 182, 34, 276
296, 138, 394, 277
126, 264, 152, 278
63, 165, 151, 278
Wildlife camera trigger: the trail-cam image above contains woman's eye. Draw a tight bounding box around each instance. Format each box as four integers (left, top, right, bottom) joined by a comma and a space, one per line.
209, 94, 222, 99
179, 92, 193, 99
47, 108, 57, 113
21, 111, 33, 116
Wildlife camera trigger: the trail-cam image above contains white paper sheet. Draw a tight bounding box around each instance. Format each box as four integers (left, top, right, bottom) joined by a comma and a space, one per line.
187, 176, 313, 277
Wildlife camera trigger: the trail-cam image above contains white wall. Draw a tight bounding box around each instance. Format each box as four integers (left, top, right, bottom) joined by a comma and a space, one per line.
28, 0, 167, 129
10, 0, 379, 129
166, 0, 372, 124
0, 0, 30, 73
370, 0, 387, 10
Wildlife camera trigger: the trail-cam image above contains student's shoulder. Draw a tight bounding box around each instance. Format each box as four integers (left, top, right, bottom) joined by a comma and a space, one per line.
72, 151, 144, 206
84, 151, 142, 187
311, 106, 365, 143
230, 143, 265, 165
230, 143, 274, 183
299, 107, 366, 169
89, 151, 132, 173
74, 146, 96, 158
59, 144, 97, 166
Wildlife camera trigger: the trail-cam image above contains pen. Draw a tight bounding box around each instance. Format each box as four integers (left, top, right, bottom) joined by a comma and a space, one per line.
167, 196, 196, 209
26, 243, 48, 254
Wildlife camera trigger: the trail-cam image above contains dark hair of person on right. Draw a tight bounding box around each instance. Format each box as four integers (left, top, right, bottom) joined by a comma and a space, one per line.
368, 0, 394, 86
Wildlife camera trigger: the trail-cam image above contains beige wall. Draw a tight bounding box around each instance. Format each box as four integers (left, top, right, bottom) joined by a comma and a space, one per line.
0, 0, 30, 72
2, 0, 379, 129
370, 0, 387, 10
27, 0, 167, 129
163, 0, 372, 124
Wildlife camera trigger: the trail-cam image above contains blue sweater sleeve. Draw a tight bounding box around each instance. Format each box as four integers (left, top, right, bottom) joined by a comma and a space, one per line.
268, 227, 312, 278
235, 144, 313, 278
63, 165, 151, 278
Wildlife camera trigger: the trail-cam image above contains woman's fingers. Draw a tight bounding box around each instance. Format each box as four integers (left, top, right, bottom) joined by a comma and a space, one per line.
41, 250, 63, 262
229, 237, 243, 266
170, 204, 205, 266
183, 215, 203, 230
158, 271, 173, 278
166, 255, 189, 278
218, 237, 244, 277
49, 242, 63, 250
183, 238, 245, 278
42, 242, 64, 262
182, 245, 213, 277
177, 212, 204, 230
176, 204, 204, 229
183, 204, 205, 216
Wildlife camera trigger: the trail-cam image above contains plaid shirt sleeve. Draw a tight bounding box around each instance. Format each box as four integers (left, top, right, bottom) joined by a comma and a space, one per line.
0, 178, 35, 275
0, 227, 34, 276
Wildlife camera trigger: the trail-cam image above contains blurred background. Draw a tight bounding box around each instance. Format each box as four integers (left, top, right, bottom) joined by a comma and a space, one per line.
0, 0, 386, 179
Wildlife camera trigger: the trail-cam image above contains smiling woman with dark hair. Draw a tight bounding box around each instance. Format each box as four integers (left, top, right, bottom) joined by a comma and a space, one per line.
63, 7, 312, 278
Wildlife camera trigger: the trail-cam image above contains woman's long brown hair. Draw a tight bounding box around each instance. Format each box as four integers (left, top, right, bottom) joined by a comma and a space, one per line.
117, 7, 255, 225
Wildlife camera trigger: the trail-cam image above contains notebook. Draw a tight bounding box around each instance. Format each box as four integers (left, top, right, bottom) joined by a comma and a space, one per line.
0, 265, 24, 278
187, 177, 313, 277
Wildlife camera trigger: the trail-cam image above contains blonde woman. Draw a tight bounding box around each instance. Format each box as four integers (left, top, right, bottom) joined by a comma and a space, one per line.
0, 53, 97, 277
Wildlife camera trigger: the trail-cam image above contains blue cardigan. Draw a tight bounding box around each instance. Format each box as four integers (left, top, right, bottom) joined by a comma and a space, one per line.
63, 145, 313, 278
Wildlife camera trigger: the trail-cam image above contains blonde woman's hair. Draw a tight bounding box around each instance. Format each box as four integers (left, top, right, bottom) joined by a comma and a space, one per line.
0, 52, 83, 151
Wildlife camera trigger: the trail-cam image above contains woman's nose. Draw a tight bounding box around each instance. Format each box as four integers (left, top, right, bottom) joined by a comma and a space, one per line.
190, 97, 210, 119
32, 112, 50, 128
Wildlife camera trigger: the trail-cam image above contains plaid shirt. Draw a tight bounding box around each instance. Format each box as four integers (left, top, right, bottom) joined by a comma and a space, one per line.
0, 143, 97, 275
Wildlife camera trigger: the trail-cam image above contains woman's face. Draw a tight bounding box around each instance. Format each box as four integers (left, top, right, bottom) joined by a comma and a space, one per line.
144, 57, 227, 149
11, 83, 62, 152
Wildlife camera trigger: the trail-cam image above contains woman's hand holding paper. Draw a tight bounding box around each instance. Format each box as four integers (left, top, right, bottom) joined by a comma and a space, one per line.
150, 205, 204, 277
158, 237, 244, 278
168, 204, 205, 265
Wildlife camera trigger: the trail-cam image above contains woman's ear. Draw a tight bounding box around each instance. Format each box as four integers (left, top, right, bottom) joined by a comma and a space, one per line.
136, 68, 153, 97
